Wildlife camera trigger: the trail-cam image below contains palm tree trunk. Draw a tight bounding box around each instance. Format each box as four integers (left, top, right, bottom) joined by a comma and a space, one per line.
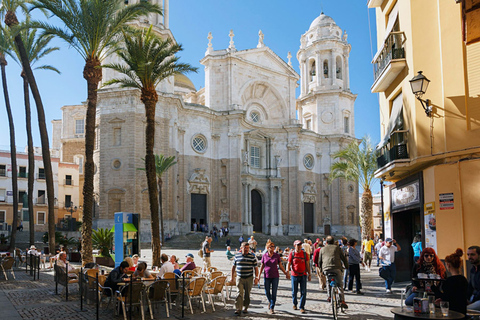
23, 72, 35, 245
81, 57, 102, 265
143, 90, 160, 267
6, 12, 56, 254
360, 188, 373, 240
1, 56, 18, 252
158, 178, 164, 255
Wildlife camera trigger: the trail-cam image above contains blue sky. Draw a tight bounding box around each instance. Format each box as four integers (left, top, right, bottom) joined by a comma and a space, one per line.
0, 0, 380, 191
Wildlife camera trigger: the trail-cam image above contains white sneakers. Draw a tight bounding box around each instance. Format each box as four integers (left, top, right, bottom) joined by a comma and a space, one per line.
386, 289, 392, 293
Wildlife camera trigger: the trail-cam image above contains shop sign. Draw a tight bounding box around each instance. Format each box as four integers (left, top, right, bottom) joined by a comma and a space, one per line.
6, 191, 13, 196
424, 201, 437, 252
439, 193, 454, 210
392, 181, 420, 210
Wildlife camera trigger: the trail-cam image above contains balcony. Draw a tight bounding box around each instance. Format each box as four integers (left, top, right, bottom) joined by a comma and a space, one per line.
371, 32, 407, 93
64, 179, 74, 186
376, 130, 409, 168
367, 0, 385, 8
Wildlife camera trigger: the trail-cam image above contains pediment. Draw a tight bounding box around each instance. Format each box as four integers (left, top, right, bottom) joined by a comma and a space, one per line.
244, 129, 274, 140
108, 117, 126, 124
234, 47, 298, 78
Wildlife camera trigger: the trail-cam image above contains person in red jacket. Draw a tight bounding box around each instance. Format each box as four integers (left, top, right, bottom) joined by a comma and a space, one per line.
286, 240, 312, 314
313, 242, 327, 290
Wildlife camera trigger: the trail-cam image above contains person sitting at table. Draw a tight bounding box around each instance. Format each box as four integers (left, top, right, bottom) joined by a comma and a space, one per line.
180, 253, 196, 272
226, 246, 235, 261
104, 261, 130, 296
158, 254, 174, 279
132, 254, 139, 268
133, 262, 155, 280
170, 255, 181, 277
57, 252, 80, 276
405, 247, 446, 306
27, 245, 41, 256
433, 248, 468, 317
467, 245, 480, 311
124, 257, 135, 272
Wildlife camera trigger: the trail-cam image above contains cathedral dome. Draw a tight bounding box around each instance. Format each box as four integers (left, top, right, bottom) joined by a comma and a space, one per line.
174, 74, 196, 92
309, 12, 336, 30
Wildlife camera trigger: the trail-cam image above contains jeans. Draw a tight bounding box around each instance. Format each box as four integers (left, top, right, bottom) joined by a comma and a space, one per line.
291, 275, 307, 309
325, 269, 345, 301
343, 268, 349, 289
235, 276, 253, 311
468, 299, 480, 311
383, 263, 396, 289
348, 264, 361, 291
405, 292, 419, 306
264, 277, 279, 310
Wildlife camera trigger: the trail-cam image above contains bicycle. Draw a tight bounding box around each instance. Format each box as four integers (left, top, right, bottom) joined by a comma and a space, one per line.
326, 272, 345, 320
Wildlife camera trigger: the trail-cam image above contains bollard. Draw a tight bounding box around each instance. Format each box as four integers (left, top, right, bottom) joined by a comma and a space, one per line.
129, 273, 133, 320
66, 262, 69, 301
37, 256, 40, 280
182, 272, 185, 318
55, 260, 58, 295
96, 272, 99, 320
80, 267, 83, 311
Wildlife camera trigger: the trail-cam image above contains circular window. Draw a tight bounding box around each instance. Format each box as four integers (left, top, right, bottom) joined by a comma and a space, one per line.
303, 154, 314, 170
192, 135, 207, 153
112, 159, 122, 170
250, 111, 260, 123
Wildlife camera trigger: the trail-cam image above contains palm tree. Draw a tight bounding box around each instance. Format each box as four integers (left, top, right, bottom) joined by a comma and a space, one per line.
3, 0, 57, 254
11, 23, 60, 246
103, 26, 196, 266
0, 25, 18, 252
138, 154, 177, 251
330, 136, 378, 240
30, 0, 162, 264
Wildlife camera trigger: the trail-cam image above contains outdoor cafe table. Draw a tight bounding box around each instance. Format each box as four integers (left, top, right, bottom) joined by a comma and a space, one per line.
391, 307, 464, 320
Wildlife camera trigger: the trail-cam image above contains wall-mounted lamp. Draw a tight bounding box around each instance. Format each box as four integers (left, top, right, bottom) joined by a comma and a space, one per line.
409, 71, 432, 117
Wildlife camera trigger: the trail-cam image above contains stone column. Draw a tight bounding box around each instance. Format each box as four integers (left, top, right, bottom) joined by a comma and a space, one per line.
247, 184, 252, 225
344, 55, 349, 90
269, 186, 275, 225
302, 60, 308, 94
242, 182, 248, 225
277, 186, 282, 228
164, 0, 169, 29
331, 50, 336, 86
316, 52, 321, 87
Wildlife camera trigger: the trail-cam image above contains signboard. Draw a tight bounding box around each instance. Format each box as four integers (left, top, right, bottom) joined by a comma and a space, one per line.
384, 211, 392, 239
6, 191, 13, 196
424, 202, 437, 251
391, 181, 420, 211
439, 193, 454, 210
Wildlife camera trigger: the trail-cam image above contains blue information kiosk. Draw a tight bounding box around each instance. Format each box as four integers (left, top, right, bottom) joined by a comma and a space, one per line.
113, 212, 140, 267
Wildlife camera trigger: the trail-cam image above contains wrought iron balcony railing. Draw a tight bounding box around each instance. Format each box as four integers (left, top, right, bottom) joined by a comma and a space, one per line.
377, 130, 409, 168
373, 31, 406, 82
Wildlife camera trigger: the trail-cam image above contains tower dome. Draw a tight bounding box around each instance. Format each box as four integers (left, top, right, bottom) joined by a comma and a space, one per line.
309, 12, 336, 30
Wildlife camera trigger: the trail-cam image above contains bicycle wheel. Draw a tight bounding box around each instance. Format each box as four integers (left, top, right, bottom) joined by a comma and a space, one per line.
331, 286, 338, 320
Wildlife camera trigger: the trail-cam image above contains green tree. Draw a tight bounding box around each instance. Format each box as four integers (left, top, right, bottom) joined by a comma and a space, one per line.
3, 0, 56, 254
92, 228, 113, 257
30, 0, 162, 264
330, 136, 378, 239
103, 26, 196, 266
10, 22, 60, 246
138, 154, 177, 252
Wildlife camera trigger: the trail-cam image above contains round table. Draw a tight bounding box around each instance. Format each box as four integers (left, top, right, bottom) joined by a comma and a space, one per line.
391, 307, 465, 320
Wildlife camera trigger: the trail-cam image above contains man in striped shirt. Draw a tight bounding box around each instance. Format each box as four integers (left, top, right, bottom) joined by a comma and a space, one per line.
231, 242, 259, 315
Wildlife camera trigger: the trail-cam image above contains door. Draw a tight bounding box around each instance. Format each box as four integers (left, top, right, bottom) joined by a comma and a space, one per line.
324, 224, 331, 236
191, 194, 207, 231
251, 190, 262, 232
304, 203, 314, 233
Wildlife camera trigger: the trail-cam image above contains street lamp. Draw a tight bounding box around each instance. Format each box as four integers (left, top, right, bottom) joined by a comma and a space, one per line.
409, 71, 432, 117
68, 201, 77, 217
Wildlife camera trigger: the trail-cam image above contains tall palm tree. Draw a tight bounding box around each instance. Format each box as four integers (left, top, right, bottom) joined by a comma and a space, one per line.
138, 154, 177, 251
30, 0, 162, 264
103, 26, 196, 266
11, 23, 60, 246
3, 0, 57, 254
330, 136, 378, 240
0, 25, 18, 252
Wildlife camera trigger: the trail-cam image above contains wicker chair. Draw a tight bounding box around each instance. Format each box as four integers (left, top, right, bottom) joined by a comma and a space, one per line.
1, 257, 15, 280
116, 282, 145, 320
207, 266, 218, 272
184, 277, 207, 314
204, 275, 227, 311
209, 271, 223, 280
14, 248, 25, 268
181, 270, 196, 279
162, 272, 178, 307
193, 266, 202, 275
224, 273, 236, 299
146, 280, 170, 319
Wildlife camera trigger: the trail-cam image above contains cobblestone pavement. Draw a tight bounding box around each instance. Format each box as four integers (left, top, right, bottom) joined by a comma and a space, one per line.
0, 249, 405, 319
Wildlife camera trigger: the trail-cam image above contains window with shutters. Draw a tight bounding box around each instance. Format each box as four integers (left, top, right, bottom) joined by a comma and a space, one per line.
250, 146, 260, 168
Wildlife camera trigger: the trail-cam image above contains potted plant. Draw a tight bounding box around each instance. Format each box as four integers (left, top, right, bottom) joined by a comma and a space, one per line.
92, 228, 114, 267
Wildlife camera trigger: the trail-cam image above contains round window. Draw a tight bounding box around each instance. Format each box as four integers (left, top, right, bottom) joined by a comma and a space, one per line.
192, 135, 207, 153
303, 154, 314, 170
250, 111, 260, 123
112, 159, 122, 170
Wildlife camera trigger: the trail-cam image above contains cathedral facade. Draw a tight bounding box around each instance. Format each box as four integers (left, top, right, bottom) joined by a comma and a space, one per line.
53, 4, 359, 241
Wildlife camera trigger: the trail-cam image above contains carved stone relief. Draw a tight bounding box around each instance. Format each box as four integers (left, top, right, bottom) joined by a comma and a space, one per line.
187, 168, 210, 194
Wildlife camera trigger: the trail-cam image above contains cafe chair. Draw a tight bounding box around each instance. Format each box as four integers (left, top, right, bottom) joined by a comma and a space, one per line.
15, 248, 25, 268
224, 273, 236, 299
1, 257, 16, 280
116, 282, 145, 320
207, 266, 218, 272
181, 270, 196, 279
209, 271, 223, 280
204, 275, 227, 311
162, 272, 178, 308
184, 277, 207, 314
194, 266, 202, 275
146, 280, 170, 319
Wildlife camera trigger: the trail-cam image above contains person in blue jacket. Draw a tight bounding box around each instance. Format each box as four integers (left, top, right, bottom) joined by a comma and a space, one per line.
411, 234, 422, 263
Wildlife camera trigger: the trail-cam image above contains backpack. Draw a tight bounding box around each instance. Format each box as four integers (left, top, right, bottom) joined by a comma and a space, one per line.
289, 250, 307, 275
198, 243, 204, 258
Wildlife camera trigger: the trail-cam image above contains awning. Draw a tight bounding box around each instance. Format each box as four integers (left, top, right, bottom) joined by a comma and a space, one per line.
110, 223, 138, 233
372, 3, 399, 63
377, 92, 403, 149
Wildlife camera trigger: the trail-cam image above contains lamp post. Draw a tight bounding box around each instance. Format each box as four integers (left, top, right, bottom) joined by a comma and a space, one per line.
409, 71, 432, 116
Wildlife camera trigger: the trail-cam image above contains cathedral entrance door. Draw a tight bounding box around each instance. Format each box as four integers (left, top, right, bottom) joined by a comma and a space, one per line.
191, 194, 207, 231
304, 202, 314, 233
251, 190, 262, 233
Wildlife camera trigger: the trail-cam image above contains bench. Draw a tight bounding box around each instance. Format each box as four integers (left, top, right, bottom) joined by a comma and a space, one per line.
54, 263, 79, 301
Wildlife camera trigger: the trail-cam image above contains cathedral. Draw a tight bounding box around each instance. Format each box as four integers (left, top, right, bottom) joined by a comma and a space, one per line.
53, 1, 360, 241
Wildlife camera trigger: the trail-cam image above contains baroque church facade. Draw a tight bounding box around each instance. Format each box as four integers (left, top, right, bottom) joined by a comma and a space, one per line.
53, 1, 359, 241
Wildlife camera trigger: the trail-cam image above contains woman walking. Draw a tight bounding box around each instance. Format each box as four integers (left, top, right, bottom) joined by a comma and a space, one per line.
347, 239, 364, 295
411, 235, 423, 263
257, 241, 290, 314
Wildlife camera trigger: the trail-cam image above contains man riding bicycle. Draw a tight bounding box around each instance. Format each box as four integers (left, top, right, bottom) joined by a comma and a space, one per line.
318, 235, 349, 309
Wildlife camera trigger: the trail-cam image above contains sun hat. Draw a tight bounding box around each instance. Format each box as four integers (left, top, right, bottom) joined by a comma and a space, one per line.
30, 245, 36, 250
385, 238, 393, 243
185, 253, 194, 258
293, 240, 302, 246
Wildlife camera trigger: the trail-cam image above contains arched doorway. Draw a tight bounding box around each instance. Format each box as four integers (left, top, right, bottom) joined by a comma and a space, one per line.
251, 190, 262, 232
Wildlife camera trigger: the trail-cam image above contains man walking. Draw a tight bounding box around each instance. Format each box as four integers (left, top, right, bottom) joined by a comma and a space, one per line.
287, 240, 312, 314
467, 245, 480, 311
248, 235, 257, 252
375, 239, 383, 267
202, 236, 214, 272
318, 236, 349, 309
313, 241, 327, 290
231, 242, 259, 316
362, 236, 375, 271
378, 238, 401, 293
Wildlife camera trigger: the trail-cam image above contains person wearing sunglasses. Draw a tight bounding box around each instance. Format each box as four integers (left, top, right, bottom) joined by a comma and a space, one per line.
257, 241, 289, 314
405, 247, 446, 306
